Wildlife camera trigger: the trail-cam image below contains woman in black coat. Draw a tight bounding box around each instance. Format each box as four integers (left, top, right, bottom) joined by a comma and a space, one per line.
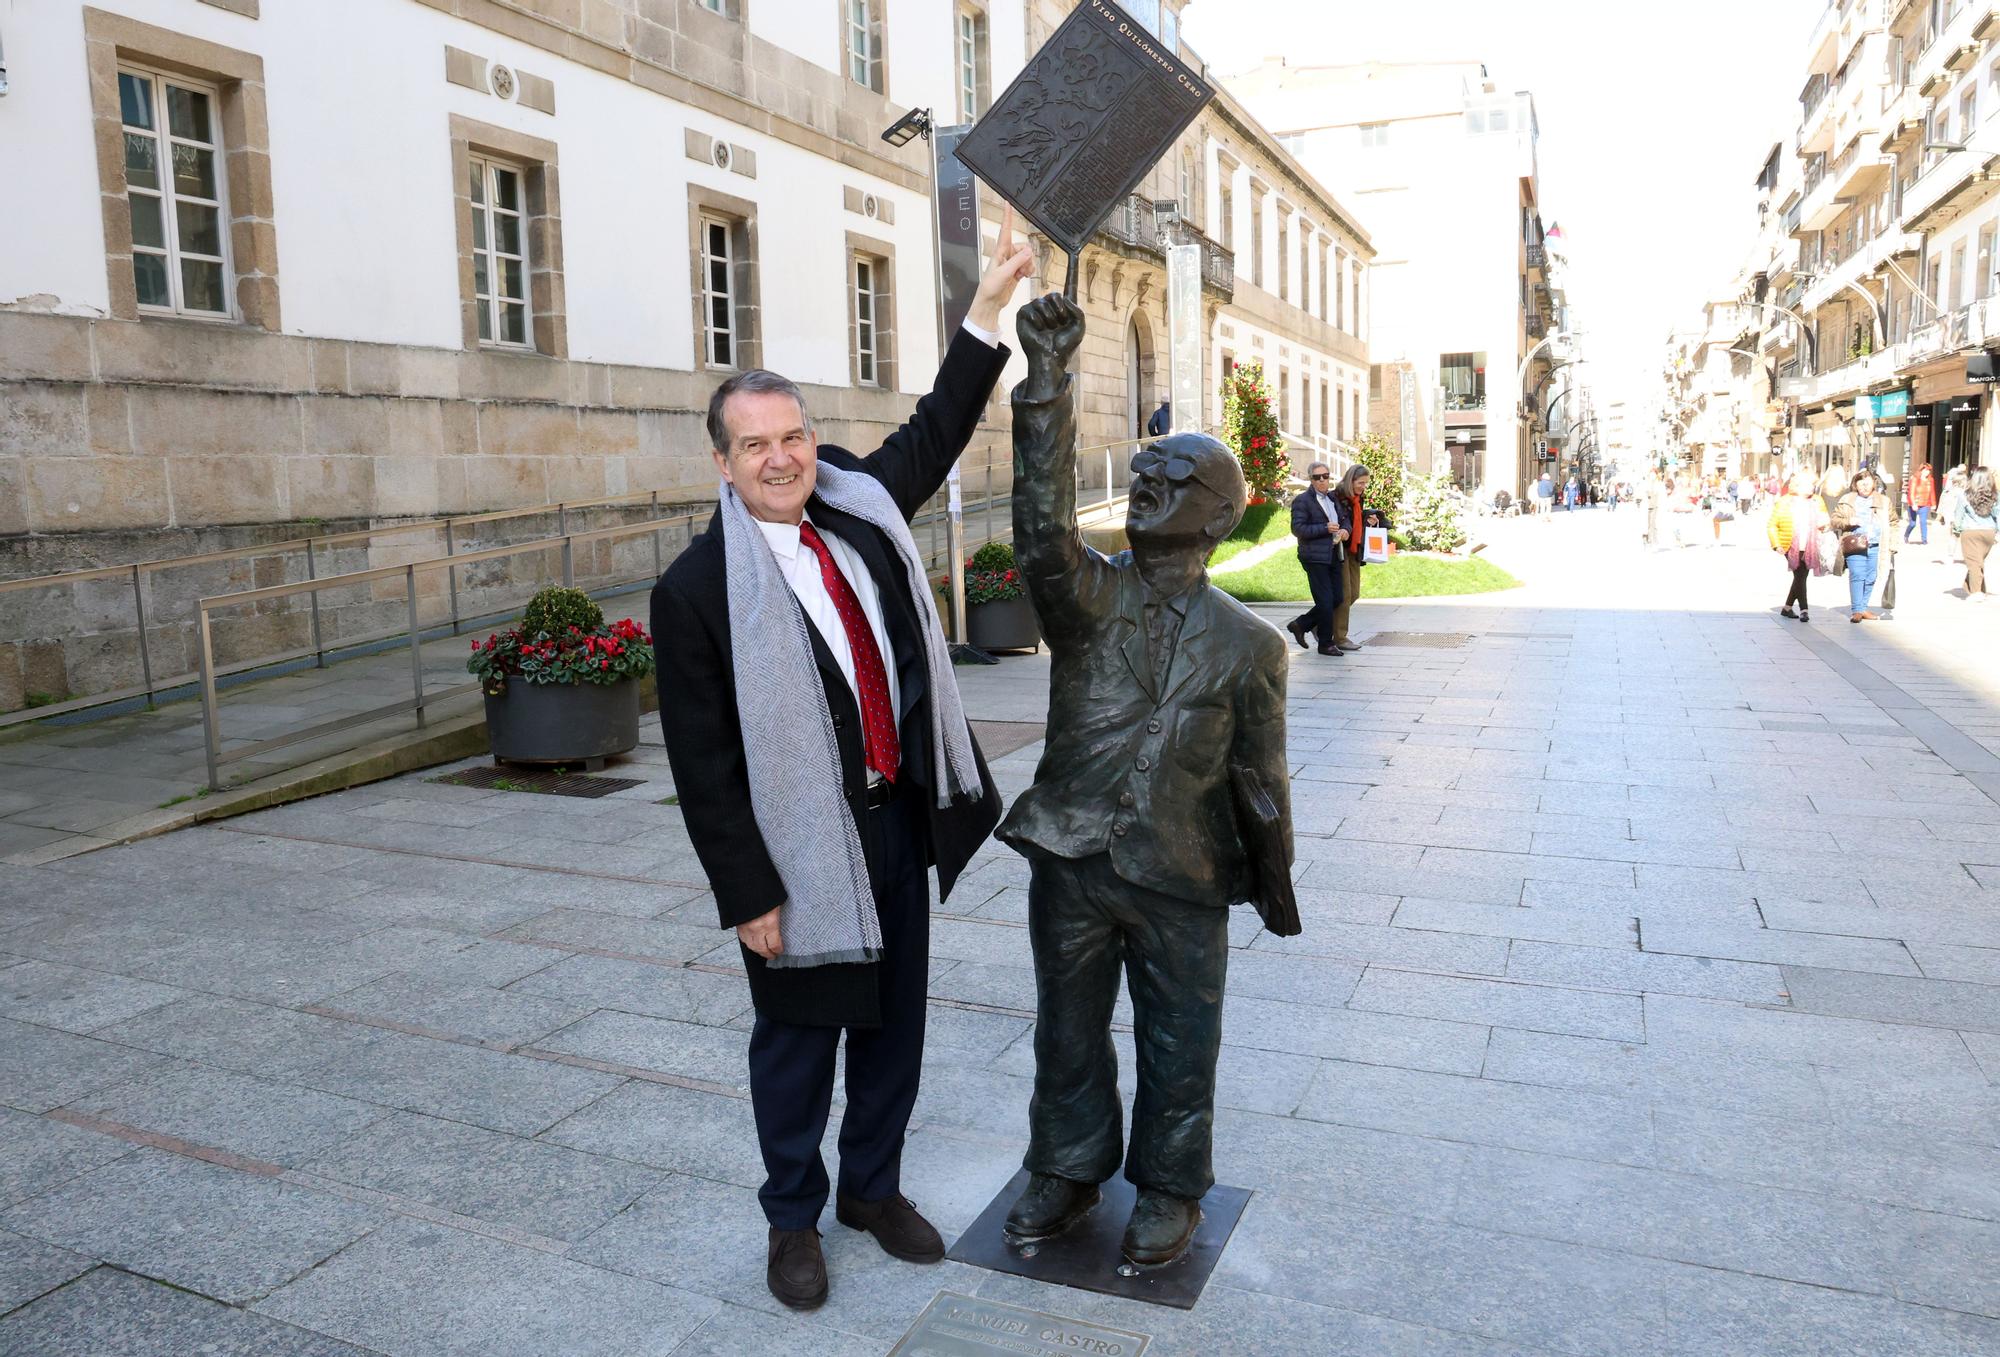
1285, 461, 1346, 656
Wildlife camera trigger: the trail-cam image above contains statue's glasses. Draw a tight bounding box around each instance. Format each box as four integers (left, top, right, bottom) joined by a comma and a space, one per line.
1131, 445, 1238, 503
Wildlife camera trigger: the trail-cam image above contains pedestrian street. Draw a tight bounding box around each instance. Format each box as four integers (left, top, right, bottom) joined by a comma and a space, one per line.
0, 510, 1997, 1355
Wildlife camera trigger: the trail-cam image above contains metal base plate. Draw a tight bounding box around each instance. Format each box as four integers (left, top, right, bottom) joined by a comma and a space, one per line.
945, 1169, 1250, 1311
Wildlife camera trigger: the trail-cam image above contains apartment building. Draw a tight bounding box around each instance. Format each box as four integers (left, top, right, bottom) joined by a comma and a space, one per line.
0, 0, 1366, 573
1226, 58, 1561, 500
1720, 0, 2000, 491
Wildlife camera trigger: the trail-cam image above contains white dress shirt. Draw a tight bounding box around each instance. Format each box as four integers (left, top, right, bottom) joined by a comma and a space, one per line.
756, 514, 903, 737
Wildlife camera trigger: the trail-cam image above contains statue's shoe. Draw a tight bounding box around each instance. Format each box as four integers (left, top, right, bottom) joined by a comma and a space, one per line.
1003, 1173, 1100, 1243
1120, 1189, 1200, 1266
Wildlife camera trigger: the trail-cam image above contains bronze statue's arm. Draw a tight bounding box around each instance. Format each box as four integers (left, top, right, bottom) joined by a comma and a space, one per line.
1010, 293, 1110, 630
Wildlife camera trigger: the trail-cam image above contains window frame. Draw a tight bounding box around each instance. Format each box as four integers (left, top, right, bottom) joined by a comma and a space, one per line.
469, 154, 534, 349
854, 255, 879, 385
844, 0, 883, 93
956, 4, 990, 124
118, 63, 235, 321
701, 213, 739, 369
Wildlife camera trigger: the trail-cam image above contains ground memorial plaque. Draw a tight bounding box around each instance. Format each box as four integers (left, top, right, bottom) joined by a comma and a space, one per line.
890, 1291, 1150, 1357
952, 0, 1214, 298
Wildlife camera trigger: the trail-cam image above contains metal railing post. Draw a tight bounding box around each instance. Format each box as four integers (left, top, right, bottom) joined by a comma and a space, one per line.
130, 564, 155, 708
197, 605, 223, 791
557, 502, 568, 536
405, 563, 426, 729
650, 491, 663, 577
444, 520, 461, 636
1104, 447, 1114, 511
305, 539, 326, 668
561, 536, 574, 588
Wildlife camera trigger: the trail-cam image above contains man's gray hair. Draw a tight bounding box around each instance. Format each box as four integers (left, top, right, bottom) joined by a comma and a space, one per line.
1306, 461, 1330, 477
707, 369, 813, 454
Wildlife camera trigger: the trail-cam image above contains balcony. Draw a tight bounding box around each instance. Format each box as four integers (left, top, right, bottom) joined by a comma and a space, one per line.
1805, 2, 1839, 78
1947, 40, 1981, 71
1900, 149, 2000, 231
1977, 6, 2000, 42
1798, 75, 1836, 155
1911, 0, 1979, 92
1526, 243, 1546, 272
1792, 156, 1846, 233
1098, 196, 1235, 299
1799, 342, 1905, 405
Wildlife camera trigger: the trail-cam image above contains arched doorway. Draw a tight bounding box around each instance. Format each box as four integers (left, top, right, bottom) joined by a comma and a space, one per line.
1127, 311, 1157, 441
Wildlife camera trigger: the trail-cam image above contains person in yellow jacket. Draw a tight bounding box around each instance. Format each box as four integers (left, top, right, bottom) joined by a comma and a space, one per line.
1769, 471, 1826, 622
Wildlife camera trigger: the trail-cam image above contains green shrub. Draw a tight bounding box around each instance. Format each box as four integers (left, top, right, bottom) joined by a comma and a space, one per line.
1222, 362, 1288, 500
521, 586, 604, 639
1352, 431, 1404, 512
969, 541, 1016, 573
1401, 472, 1469, 553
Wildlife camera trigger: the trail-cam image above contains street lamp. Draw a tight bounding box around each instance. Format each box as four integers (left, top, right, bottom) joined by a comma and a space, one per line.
880, 107, 933, 147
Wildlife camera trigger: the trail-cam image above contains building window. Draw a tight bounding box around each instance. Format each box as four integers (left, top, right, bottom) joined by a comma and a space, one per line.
957, 5, 989, 123
470, 157, 531, 346
1221, 351, 1235, 384
1279, 366, 1290, 429
1962, 85, 1979, 137
701, 216, 737, 366
1441, 352, 1486, 408
1334, 248, 1346, 330
1250, 194, 1264, 288
1218, 182, 1234, 250
453, 117, 566, 356
1982, 225, 1998, 300
1335, 383, 1345, 440
1179, 150, 1195, 224
1301, 376, 1312, 439
848, 237, 897, 388
118, 67, 231, 317
1319, 241, 1330, 319
855, 258, 878, 382
845, 0, 882, 93
1350, 261, 1362, 333
1277, 217, 1290, 302
1161, 2, 1178, 48
1352, 390, 1361, 438
697, 0, 727, 10
1321, 381, 1330, 437
1951, 241, 1968, 310
1359, 122, 1389, 147
84, 13, 280, 329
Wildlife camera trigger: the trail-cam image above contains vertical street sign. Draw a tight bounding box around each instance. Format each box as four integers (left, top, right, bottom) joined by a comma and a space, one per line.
1399, 367, 1417, 464
1166, 243, 1201, 434
932, 125, 982, 650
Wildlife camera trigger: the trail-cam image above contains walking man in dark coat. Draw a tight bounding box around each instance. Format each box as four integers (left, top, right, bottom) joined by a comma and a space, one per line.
995, 292, 1293, 1267
651, 215, 1033, 1310
1285, 460, 1347, 656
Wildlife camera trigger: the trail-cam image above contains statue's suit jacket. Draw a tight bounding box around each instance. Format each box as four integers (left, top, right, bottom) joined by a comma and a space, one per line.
995, 375, 1291, 907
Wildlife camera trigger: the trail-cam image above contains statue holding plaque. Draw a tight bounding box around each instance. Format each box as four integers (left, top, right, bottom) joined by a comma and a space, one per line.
994, 292, 1294, 1268
945, 0, 1297, 1286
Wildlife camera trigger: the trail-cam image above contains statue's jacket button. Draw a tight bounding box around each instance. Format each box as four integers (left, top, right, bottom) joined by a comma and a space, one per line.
1112, 823, 1128, 837
1118, 791, 1135, 807
1146, 719, 1162, 734
1135, 756, 1151, 772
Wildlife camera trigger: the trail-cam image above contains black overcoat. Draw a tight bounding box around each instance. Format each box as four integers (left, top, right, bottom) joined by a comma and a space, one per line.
649, 330, 1008, 1027
1290, 490, 1340, 565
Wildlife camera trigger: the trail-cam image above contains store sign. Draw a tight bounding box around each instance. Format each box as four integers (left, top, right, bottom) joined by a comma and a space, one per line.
1874, 420, 1910, 437
1855, 389, 1913, 419
1967, 351, 2000, 383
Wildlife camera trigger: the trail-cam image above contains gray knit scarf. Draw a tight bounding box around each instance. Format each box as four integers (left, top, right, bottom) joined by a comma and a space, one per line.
720, 467, 982, 968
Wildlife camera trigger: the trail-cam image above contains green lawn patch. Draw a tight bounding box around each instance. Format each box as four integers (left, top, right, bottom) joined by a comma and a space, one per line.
1216, 552, 1521, 603
1207, 502, 1289, 566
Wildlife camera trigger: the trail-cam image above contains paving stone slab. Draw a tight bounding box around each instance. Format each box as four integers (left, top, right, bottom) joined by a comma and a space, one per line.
531, 1009, 752, 1091
1637, 919, 1922, 975
1648, 1263, 2000, 1357
497, 909, 724, 963
314, 972, 586, 1047
0, 1149, 384, 1305
1213, 1191, 1669, 1357
1296, 1058, 1657, 1167
1504, 939, 1788, 1003
0, 1019, 168, 1114
1393, 897, 1639, 949
536, 1079, 766, 1189
255, 1214, 715, 1355
1641, 992, 1981, 1071
89, 995, 382, 1081
65, 1063, 391, 1167
0, 1227, 91, 1314
0, 1265, 380, 1357
1220, 993, 1491, 1075
501, 953, 753, 1028
1779, 964, 2000, 1035
1248, 916, 1512, 975
295, 1029, 623, 1136
1479, 1028, 1832, 1122
1348, 968, 1644, 1041
667, 1301, 884, 1357
0, 1106, 134, 1210
0, 962, 187, 1034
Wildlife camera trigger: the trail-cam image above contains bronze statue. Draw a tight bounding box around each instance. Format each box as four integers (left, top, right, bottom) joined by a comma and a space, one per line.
995, 293, 1293, 1268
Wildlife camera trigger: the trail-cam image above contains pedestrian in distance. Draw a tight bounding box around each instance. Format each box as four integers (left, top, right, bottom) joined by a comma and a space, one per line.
1819, 461, 1850, 520
1833, 468, 1897, 622
1709, 474, 1736, 544
1535, 471, 1554, 520
1146, 400, 1171, 439
1329, 463, 1387, 652
1904, 462, 1938, 546
1643, 472, 1662, 546
1770, 471, 1825, 622
1954, 466, 1997, 601
1940, 464, 1968, 562
649, 211, 1033, 1312
1668, 476, 1696, 545
1286, 461, 1347, 656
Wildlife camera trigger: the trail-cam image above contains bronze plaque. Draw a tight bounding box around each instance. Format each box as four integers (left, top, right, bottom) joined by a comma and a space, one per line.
888, 1291, 1150, 1357
953, 0, 1214, 257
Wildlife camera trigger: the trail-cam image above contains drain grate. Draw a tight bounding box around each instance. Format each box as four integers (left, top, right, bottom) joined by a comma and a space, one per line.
428, 766, 646, 798
1364, 632, 1469, 649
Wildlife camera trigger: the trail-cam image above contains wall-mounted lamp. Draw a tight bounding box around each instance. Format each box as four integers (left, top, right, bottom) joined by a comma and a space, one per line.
880, 107, 933, 148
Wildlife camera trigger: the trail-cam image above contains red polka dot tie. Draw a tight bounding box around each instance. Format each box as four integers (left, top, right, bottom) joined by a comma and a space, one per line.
798, 523, 900, 784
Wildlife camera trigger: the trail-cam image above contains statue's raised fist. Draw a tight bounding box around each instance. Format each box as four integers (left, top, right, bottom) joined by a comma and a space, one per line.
1017, 292, 1086, 368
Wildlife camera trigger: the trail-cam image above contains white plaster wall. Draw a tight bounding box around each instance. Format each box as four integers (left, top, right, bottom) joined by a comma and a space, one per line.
0, 0, 996, 391
750, 0, 841, 81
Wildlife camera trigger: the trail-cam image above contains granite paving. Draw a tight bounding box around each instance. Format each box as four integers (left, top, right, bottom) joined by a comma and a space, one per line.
0, 510, 1996, 1352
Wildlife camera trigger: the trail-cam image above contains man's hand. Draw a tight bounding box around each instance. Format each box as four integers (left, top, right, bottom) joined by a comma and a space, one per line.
737, 905, 782, 961
1336, 528, 1349, 543
1017, 292, 1085, 375
966, 206, 1035, 334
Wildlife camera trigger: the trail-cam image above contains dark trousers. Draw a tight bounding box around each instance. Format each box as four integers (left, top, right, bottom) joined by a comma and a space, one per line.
747, 791, 928, 1230
1024, 854, 1228, 1202
1290, 558, 1342, 648
1784, 562, 1810, 611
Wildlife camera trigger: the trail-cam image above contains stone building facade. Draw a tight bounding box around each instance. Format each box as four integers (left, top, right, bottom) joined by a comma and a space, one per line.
0, 0, 1366, 710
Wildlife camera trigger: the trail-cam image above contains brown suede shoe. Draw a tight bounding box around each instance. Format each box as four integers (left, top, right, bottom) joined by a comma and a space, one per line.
834, 1191, 944, 1263
766, 1227, 828, 1310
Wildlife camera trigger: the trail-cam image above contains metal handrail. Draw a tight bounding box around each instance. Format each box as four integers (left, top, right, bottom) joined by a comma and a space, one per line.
193, 507, 709, 789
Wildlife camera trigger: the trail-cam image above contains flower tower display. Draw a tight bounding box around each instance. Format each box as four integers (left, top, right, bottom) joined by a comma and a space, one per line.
1223, 362, 1287, 503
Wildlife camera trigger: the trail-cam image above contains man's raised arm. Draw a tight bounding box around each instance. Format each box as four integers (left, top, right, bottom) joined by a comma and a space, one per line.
1010, 293, 1107, 629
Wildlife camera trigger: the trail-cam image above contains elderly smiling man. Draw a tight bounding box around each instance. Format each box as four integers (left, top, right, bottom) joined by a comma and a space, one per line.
650, 214, 1032, 1310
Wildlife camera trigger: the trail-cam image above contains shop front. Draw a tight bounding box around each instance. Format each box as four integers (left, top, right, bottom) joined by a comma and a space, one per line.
1910, 357, 1988, 482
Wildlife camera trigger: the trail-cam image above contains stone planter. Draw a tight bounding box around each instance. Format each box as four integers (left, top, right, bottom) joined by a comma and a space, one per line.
967, 596, 1040, 652
484, 677, 640, 769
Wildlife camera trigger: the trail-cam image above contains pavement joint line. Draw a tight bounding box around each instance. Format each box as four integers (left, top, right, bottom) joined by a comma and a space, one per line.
213, 823, 709, 891
297, 1004, 520, 1053
41, 1108, 285, 1178
510, 1045, 748, 1099
277, 1169, 573, 1256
